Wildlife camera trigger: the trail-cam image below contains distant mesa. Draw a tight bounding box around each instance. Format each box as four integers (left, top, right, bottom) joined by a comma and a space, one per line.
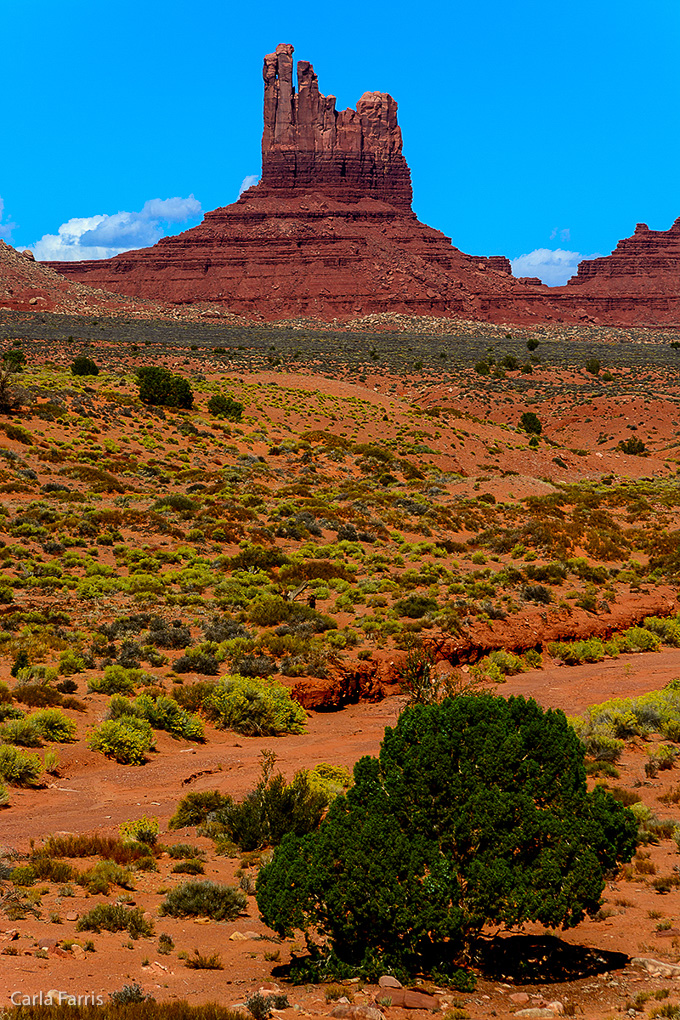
42, 45, 680, 326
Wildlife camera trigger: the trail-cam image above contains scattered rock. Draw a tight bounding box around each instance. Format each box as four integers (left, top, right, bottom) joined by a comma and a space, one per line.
514, 1010, 559, 1019
632, 957, 680, 978
378, 976, 402, 989
332, 1007, 384, 1020
374, 989, 440, 1010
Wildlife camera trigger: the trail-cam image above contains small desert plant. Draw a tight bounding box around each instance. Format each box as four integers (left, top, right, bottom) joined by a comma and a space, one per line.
0, 744, 44, 785
29, 708, 77, 742
184, 948, 223, 969
619, 436, 648, 456
519, 411, 542, 435
200, 751, 327, 852
206, 674, 307, 736
246, 994, 290, 1020
109, 982, 154, 1004
160, 880, 246, 921
88, 665, 146, 695
167, 843, 206, 859
78, 860, 135, 895
71, 356, 99, 377
77, 903, 153, 938
585, 357, 601, 375
208, 393, 243, 421
42, 832, 149, 863
172, 859, 205, 875
88, 717, 154, 765
169, 790, 233, 830
137, 367, 193, 409
119, 814, 160, 846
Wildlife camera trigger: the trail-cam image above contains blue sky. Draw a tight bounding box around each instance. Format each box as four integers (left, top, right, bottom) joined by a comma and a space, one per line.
2, 0, 679, 284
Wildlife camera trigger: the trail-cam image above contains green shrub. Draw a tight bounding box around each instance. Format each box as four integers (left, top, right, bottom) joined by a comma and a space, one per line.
172, 859, 205, 875
79, 860, 135, 894
571, 681, 680, 756
42, 832, 149, 864
88, 717, 154, 765
119, 814, 160, 846
11, 865, 37, 886
207, 675, 307, 736
256, 695, 636, 977
30, 854, 75, 884
71, 356, 99, 377
618, 436, 647, 456
167, 843, 205, 859
88, 665, 146, 695
643, 615, 680, 647
585, 357, 601, 375
1, 717, 41, 746
77, 902, 153, 937
169, 790, 233, 830
137, 367, 193, 409
616, 626, 661, 654
58, 649, 86, 675
208, 393, 243, 421
203, 761, 326, 852
519, 411, 542, 435
29, 708, 77, 742
548, 637, 606, 665
0, 744, 44, 785
392, 594, 439, 619
160, 880, 246, 921
109, 693, 204, 741
307, 763, 353, 802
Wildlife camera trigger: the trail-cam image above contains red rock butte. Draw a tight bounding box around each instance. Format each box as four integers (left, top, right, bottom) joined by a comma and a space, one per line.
45, 44, 680, 326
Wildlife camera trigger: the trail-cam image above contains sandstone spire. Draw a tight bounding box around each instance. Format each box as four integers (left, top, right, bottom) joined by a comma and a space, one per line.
261, 43, 412, 207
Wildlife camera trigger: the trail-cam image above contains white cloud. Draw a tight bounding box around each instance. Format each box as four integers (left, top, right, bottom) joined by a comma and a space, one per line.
511, 248, 602, 287
31, 195, 202, 262
238, 175, 259, 198
0, 197, 17, 243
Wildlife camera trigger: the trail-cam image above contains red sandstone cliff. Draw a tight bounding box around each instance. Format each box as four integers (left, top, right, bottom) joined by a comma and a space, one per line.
546, 219, 680, 325
45, 44, 555, 322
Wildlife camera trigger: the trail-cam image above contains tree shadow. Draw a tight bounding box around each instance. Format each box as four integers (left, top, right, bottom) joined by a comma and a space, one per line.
474, 934, 628, 983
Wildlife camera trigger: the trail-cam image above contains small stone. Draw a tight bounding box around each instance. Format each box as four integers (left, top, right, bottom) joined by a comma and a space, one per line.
514, 1011, 558, 1019
65, 912, 78, 922
510, 993, 530, 1005
379, 977, 402, 989
71, 945, 85, 960
547, 1003, 564, 1015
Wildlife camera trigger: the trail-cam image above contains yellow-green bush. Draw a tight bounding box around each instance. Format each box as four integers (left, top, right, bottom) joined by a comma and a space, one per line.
88, 717, 155, 765
206, 674, 306, 736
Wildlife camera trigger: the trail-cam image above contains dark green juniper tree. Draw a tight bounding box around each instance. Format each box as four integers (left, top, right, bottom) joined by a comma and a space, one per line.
256, 695, 636, 979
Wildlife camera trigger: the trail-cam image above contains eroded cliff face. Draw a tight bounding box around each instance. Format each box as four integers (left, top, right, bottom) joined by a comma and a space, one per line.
260, 43, 412, 209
